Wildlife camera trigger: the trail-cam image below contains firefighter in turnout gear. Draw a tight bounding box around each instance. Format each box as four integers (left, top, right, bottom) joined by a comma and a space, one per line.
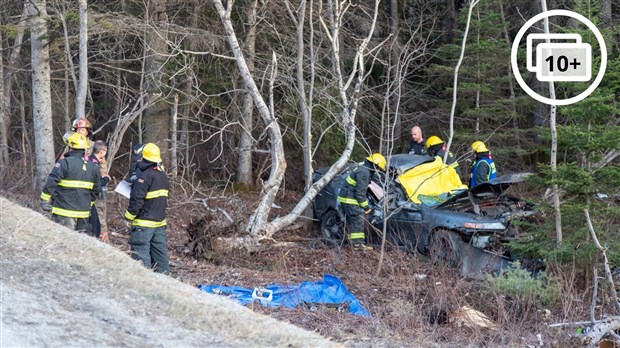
425, 135, 461, 177
337, 153, 386, 251
469, 140, 497, 187
40, 132, 101, 235
123, 143, 170, 273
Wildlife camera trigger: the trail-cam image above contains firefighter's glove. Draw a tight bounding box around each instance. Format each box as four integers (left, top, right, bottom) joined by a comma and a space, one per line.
40, 200, 52, 212
364, 208, 372, 215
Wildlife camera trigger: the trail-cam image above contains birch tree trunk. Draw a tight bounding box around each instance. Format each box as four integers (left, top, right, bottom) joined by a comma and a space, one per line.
27, 0, 55, 193
389, 0, 401, 147
170, 94, 178, 178
143, 0, 169, 159
236, 0, 258, 187
444, 0, 479, 164
75, 0, 88, 118
541, 0, 562, 245
284, 0, 314, 231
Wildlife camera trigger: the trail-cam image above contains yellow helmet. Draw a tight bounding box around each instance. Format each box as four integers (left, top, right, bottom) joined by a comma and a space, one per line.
142, 143, 162, 163
366, 153, 386, 171
64, 132, 90, 150
471, 140, 489, 153
425, 135, 444, 149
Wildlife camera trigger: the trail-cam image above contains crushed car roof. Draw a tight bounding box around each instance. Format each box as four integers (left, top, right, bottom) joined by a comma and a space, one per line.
387, 154, 436, 175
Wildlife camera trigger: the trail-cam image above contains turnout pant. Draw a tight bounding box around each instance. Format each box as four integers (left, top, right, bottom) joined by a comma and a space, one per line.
343, 204, 366, 246
129, 226, 170, 274
52, 214, 93, 236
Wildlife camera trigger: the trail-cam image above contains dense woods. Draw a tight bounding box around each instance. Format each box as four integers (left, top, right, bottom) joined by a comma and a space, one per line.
1, 0, 619, 343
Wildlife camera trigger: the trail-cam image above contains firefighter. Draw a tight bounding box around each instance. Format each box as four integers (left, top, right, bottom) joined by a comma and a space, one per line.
408, 126, 427, 155
40, 132, 101, 235
337, 153, 386, 251
123, 143, 170, 273
425, 135, 461, 176
469, 140, 497, 187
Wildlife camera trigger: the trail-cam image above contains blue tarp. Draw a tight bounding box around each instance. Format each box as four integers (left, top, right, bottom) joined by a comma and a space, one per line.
198, 274, 370, 317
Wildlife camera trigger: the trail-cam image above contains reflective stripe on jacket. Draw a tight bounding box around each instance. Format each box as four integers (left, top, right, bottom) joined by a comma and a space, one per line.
469, 156, 497, 187
124, 161, 169, 227
41, 150, 101, 218
337, 165, 370, 208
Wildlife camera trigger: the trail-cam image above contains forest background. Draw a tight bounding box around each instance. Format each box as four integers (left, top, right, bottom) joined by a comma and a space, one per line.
0, 0, 619, 344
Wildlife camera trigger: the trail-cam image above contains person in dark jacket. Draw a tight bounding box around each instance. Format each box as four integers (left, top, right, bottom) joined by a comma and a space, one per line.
337, 153, 386, 251
88, 140, 111, 241
123, 143, 170, 273
124, 143, 144, 185
470, 140, 497, 187
408, 126, 427, 155
425, 135, 461, 177
40, 132, 101, 236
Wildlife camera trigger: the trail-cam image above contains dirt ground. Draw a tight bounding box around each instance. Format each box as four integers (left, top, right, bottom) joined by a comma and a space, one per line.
0, 196, 332, 347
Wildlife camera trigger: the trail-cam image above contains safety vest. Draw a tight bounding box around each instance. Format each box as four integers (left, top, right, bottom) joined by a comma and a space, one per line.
469, 157, 497, 187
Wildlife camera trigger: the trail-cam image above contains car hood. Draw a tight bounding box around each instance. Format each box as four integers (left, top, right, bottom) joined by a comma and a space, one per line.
437, 173, 532, 208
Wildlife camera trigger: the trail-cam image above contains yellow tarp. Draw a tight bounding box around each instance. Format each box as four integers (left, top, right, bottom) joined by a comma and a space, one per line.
397, 157, 467, 203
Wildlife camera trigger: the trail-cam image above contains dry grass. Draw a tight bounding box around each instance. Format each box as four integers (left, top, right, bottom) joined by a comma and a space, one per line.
0, 196, 334, 347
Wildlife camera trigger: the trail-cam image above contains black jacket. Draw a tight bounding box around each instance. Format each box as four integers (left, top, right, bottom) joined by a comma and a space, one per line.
337, 164, 370, 209
428, 144, 461, 177
41, 150, 101, 218
408, 140, 427, 156
124, 161, 169, 227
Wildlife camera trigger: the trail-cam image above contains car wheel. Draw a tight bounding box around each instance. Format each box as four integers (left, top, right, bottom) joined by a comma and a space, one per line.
428, 229, 462, 267
320, 209, 345, 247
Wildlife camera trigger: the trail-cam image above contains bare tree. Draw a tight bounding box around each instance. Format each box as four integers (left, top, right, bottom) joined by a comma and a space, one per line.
0, 27, 6, 182
541, 0, 562, 245
75, 0, 88, 118
170, 93, 178, 178
143, 0, 170, 156
284, 0, 315, 231
236, 0, 258, 187
0, 6, 27, 182
211, 0, 382, 248
27, 0, 55, 194
444, 0, 479, 163
106, 93, 161, 172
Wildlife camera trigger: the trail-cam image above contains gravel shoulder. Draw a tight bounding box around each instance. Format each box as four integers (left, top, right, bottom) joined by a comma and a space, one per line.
0, 196, 334, 347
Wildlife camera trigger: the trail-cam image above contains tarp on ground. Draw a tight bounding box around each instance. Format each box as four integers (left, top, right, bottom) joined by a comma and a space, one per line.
397, 157, 467, 203
198, 274, 370, 317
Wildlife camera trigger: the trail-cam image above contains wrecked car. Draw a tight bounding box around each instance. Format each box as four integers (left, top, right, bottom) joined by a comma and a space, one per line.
313, 154, 538, 276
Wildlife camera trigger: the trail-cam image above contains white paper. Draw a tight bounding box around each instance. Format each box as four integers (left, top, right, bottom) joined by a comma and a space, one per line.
114, 180, 132, 199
